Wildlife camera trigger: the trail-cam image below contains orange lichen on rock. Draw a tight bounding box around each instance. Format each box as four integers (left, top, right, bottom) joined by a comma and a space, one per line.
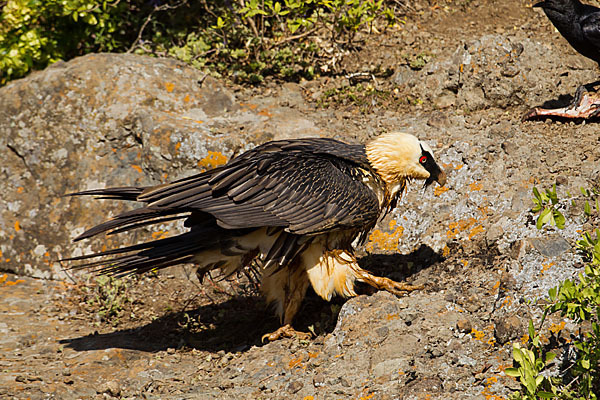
434, 185, 449, 196
14, 220, 21, 232
288, 356, 304, 369
549, 321, 566, 334
197, 151, 228, 170
165, 82, 175, 92
469, 182, 483, 191
468, 225, 484, 239
541, 262, 555, 275
131, 165, 143, 173
151, 230, 169, 240
366, 219, 404, 252
447, 217, 485, 240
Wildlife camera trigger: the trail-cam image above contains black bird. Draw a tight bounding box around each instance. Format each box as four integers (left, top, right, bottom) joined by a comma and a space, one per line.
534, 0, 600, 66
64, 132, 446, 341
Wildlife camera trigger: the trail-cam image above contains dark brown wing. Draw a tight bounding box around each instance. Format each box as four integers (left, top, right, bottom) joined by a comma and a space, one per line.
72, 138, 381, 241
141, 138, 381, 235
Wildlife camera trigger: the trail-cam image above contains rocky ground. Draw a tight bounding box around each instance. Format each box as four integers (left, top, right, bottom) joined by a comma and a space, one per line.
2, 0, 600, 399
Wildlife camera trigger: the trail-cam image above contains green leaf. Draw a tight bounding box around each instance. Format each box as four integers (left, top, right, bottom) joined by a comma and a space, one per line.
553, 210, 565, 229
580, 358, 590, 369
585, 200, 591, 216
538, 391, 556, 398
528, 320, 535, 339
504, 367, 521, 377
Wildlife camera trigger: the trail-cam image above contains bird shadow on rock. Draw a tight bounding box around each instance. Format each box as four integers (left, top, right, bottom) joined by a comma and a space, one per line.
60, 245, 441, 354
357, 244, 443, 284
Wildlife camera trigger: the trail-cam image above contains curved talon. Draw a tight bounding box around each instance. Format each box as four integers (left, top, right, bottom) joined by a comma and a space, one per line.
262, 324, 313, 343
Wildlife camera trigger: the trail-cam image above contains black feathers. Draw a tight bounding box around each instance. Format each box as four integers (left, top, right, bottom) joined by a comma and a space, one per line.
534, 0, 600, 65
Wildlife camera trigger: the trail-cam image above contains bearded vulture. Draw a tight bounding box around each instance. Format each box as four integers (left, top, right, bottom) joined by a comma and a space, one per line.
65, 132, 446, 341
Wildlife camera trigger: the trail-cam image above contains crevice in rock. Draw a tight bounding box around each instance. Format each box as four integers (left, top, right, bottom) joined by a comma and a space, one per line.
6, 143, 38, 180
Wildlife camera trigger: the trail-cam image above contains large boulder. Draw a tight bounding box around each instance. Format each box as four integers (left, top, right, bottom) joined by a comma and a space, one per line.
0, 53, 323, 279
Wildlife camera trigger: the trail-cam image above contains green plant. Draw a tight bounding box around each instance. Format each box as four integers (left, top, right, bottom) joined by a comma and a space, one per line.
88, 275, 131, 323
532, 185, 566, 230
0, 0, 147, 85
506, 321, 558, 399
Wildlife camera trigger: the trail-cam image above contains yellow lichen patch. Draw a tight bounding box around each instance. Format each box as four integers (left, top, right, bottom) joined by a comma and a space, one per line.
386, 313, 399, 320
447, 217, 481, 239
460, 259, 468, 267
366, 220, 404, 252
481, 375, 505, 400
175, 142, 182, 153
183, 94, 190, 102
151, 230, 169, 240
520, 334, 529, 345
549, 321, 566, 334
257, 109, 273, 117
239, 102, 258, 110
303, 396, 314, 400
359, 394, 375, 400
131, 165, 143, 174
492, 280, 500, 290
498, 294, 511, 307
468, 225, 484, 239
471, 328, 485, 341
266, 361, 276, 367
288, 356, 304, 369
197, 151, 228, 171
540, 262, 554, 275
469, 182, 483, 191
14, 221, 21, 232
308, 352, 319, 359
434, 185, 449, 196
478, 205, 489, 217
442, 245, 450, 257
165, 82, 175, 93
0, 274, 7, 284
17, 186, 24, 194
5, 279, 25, 286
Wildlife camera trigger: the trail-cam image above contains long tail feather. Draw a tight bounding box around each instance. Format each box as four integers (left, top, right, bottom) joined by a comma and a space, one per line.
66, 187, 146, 201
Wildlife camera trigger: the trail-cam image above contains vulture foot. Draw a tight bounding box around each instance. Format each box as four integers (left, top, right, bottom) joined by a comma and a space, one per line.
262, 324, 313, 343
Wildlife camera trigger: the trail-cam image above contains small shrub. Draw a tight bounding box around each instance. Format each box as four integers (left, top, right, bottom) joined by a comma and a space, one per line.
509, 186, 600, 399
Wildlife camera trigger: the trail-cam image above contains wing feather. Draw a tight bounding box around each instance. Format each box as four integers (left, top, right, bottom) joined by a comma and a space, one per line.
74, 138, 381, 241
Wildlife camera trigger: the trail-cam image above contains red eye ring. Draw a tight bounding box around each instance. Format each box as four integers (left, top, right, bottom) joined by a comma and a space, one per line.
419, 155, 427, 164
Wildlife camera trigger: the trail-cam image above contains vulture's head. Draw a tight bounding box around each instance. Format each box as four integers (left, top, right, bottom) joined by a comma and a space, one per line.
365, 132, 447, 189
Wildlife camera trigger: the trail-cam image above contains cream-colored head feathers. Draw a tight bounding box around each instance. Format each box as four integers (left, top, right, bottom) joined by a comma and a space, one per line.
365, 132, 433, 185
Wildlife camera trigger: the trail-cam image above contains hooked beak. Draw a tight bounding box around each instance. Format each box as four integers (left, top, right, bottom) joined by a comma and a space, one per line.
424, 167, 447, 188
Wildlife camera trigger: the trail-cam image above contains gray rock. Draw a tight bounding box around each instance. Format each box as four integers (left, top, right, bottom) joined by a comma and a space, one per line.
0, 53, 324, 278
527, 235, 571, 258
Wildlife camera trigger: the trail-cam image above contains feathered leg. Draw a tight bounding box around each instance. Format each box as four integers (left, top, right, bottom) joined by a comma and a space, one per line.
260, 262, 312, 342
